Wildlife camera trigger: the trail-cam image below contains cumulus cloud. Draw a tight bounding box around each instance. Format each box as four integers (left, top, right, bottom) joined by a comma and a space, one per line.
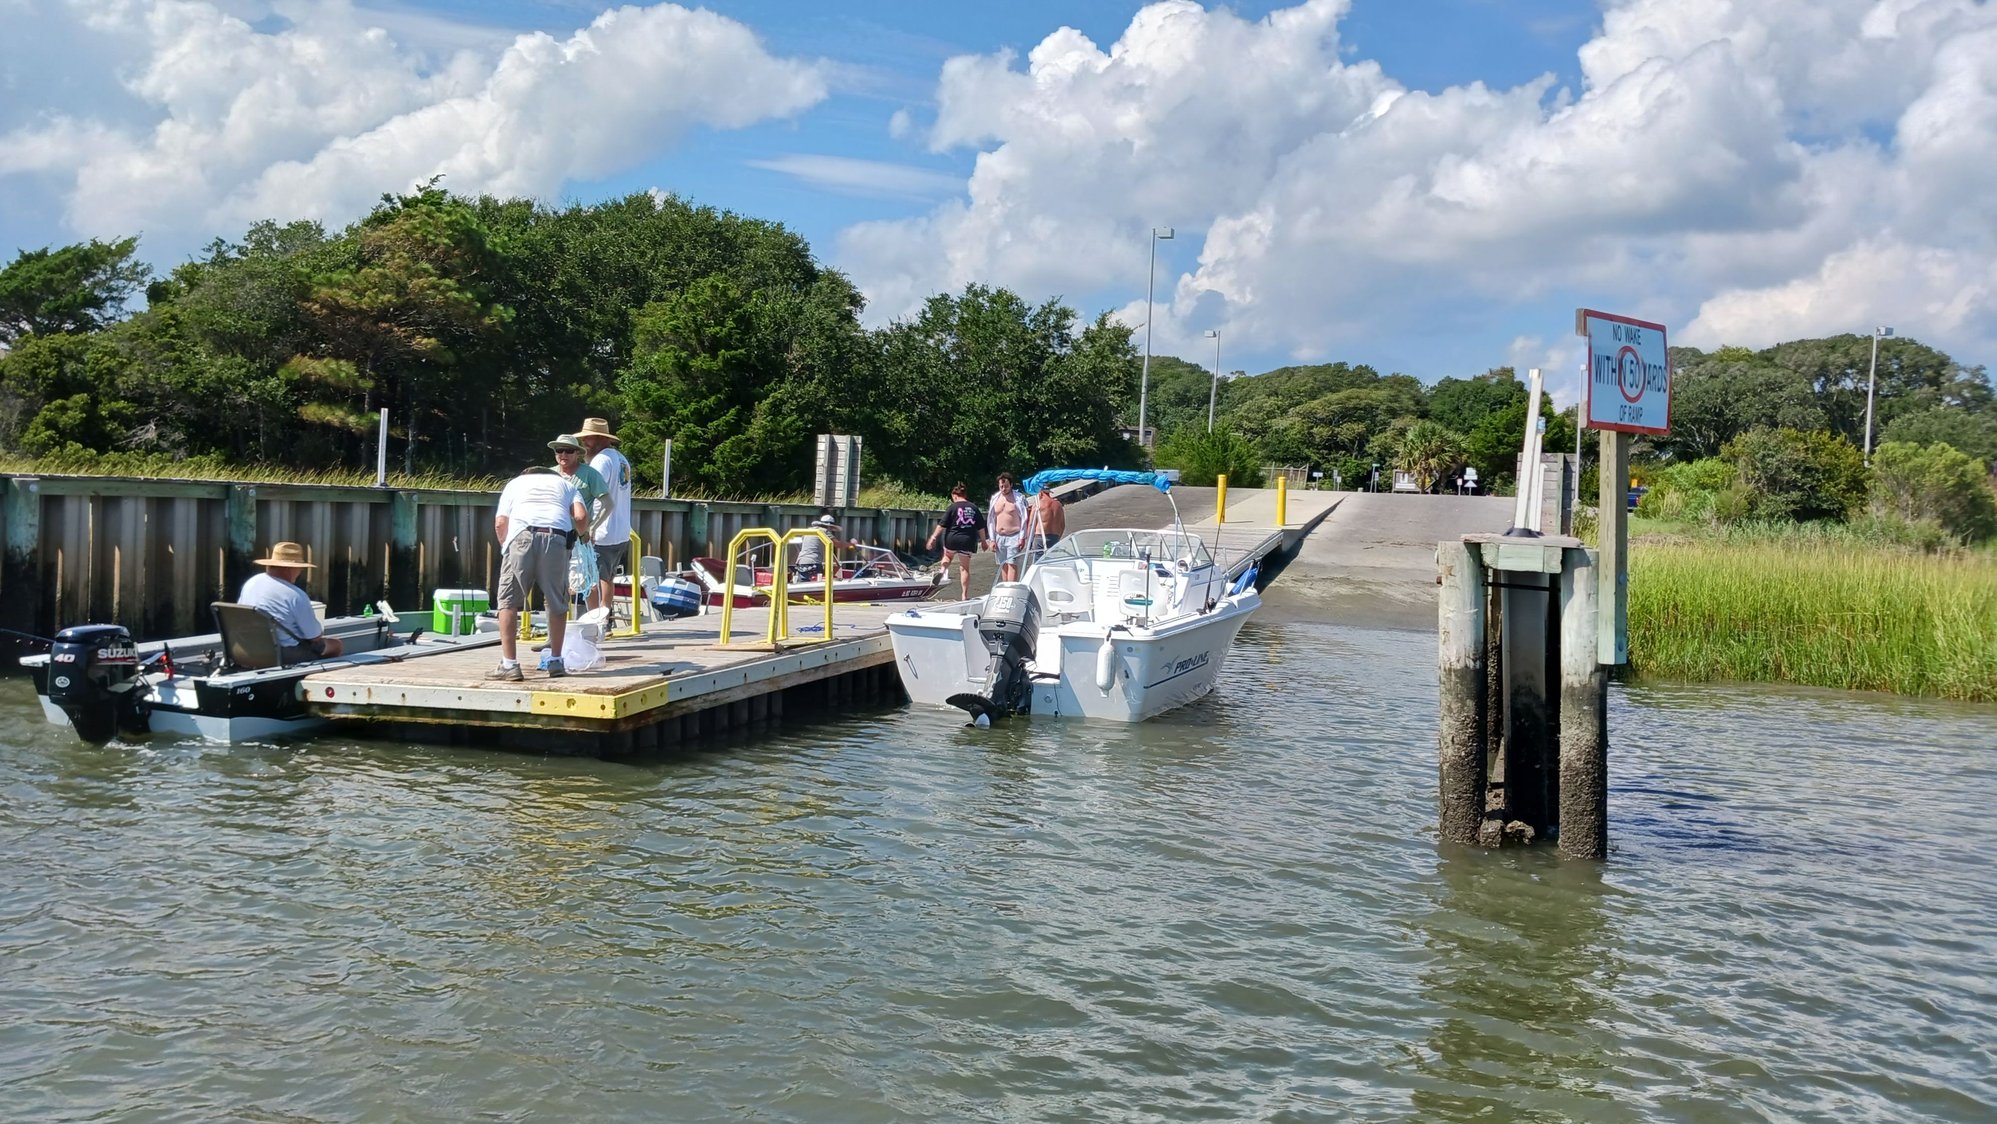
841, 0, 1997, 373
2, 0, 825, 250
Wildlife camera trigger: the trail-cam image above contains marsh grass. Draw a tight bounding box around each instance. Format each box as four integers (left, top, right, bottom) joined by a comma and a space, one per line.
1629, 536, 1997, 700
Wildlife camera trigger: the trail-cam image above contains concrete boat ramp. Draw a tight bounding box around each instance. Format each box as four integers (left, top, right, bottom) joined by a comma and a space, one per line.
298, 486, 1345, 755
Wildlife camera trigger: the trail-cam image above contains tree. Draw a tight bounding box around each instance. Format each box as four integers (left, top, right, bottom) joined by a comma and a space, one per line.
1723, 427, 1867, 521
1427, 368, 1524, 434
1868, 441, 1997, 543
1662, 357, 1825, 460
0, 237, 151, 343
1463, 399, 1574, 494
1153, 426, 1264, 487
1881, 406, 1997, 464
1394, 419, 1467, 492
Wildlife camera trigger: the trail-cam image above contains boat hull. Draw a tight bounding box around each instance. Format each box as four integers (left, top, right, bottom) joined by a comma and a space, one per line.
886, 590, 1259, 723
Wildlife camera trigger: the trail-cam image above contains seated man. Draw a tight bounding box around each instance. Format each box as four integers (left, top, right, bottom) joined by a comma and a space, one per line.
238, 541, 345, 662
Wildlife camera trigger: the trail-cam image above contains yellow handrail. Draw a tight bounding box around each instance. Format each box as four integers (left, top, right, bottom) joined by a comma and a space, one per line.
778, 527, 837, 643
718, 528, 784, 647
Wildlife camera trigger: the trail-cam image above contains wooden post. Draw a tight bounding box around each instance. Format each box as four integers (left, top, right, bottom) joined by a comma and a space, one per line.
1597, 431, 1631, 664
1437, 539, 1487, 845
2, 478, 43, 661
1558, 546, 1609, 859
388, 490, 420, 611
223, 484, 258, 607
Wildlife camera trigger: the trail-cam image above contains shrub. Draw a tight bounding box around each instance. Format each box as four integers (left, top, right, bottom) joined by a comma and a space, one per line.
1868, 441, 1997, 543
1153, 426, 1264, 488
1633, 457, 1742, 522
1722, 426, 1867, 522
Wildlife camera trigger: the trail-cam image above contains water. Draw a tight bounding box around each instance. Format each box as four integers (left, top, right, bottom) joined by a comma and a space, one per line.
2, 622, 1994, 1122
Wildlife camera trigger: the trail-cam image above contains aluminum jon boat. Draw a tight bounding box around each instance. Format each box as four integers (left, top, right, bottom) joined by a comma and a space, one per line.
885, 469, 1260, 724
687, 544, 945, 607
21, 605, 499, 745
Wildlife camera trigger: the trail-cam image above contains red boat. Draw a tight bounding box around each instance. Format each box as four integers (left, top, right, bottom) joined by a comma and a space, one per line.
688, 545, 945, 607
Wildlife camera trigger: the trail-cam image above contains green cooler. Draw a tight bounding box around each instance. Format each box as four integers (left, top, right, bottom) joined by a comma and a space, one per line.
433, 587, 490, 635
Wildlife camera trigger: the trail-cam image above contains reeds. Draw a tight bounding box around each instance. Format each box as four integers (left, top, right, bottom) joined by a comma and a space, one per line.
1628, 535, 1997, 700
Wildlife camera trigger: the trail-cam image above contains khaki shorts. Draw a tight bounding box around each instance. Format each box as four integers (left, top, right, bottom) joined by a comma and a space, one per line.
499, 529, 571, 611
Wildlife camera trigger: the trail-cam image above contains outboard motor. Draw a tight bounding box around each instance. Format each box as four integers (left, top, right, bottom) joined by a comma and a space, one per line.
947, 581, 1041, 725
47, 624, 149, 744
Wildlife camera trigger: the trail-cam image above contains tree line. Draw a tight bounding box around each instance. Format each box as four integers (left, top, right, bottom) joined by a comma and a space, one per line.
2, 184, 1992, 542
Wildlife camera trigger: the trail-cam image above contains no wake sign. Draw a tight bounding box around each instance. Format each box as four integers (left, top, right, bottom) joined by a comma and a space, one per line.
1578, 308, 1671, 434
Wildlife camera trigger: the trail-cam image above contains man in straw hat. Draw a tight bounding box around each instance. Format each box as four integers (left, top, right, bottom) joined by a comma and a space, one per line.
793, 511, 856, 583
489, 457, 588, 681
239, 541, 345, 661
576, 417, 632, 616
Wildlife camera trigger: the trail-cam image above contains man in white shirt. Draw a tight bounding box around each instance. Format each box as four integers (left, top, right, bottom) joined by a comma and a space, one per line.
238, 541, 344, 662
490, 463, 587, 680
987, 472, 1030, 584
577, 417, 633, 615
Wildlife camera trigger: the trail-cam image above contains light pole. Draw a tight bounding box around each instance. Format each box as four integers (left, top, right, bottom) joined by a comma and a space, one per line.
1139, 226, 1173, 450
1863, 325, 1893, 464
1203, 329, 1221, 433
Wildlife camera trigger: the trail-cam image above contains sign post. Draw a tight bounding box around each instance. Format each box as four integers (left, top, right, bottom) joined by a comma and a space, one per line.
1577, 309, 1672, 665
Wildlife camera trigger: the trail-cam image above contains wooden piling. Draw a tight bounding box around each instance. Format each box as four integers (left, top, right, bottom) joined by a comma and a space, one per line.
1558, 546, 1609, 859
1437, 539, 1487, 845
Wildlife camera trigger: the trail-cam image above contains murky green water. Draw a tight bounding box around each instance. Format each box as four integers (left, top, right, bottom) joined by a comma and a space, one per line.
2, 622, 1993, 1121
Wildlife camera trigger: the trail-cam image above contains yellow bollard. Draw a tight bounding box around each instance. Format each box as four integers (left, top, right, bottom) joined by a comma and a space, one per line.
1216, 474, 1228, 524
621, 530, 643, 637
1276, 474, 1288, 526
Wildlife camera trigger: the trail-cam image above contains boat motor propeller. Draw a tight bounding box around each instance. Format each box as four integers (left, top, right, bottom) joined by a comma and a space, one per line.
47, 624, 151, 744
946, 581, 1041, 725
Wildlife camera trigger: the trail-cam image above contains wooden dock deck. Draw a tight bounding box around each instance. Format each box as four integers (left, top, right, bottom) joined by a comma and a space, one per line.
301, 603, 911, 752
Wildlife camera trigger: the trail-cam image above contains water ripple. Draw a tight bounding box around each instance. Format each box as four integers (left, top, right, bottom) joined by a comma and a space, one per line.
1, 621, 1993, 1121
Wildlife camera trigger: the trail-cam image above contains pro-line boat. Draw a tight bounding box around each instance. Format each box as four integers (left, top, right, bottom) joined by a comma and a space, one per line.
22, 604, 499, 745
885, 469, 1260, 724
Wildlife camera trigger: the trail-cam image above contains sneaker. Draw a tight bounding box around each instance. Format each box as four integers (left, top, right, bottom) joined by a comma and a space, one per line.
544, 657, 567, 678
485, 663, 524, 682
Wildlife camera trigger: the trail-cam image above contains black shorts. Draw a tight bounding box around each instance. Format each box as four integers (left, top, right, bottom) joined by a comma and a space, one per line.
593, 540, 630, 577
942, 533, 978, 555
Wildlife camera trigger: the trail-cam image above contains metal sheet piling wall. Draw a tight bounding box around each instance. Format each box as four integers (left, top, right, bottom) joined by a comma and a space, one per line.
0, 473, 942, 652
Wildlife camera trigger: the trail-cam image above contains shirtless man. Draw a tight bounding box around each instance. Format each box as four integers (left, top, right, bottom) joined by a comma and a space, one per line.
1027, 486, 1066, 554
986, 472, 1030, 584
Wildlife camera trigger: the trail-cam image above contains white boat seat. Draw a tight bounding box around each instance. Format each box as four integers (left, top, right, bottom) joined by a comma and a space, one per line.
212, 601, 284, 670
1116, 568, 1155, 624
1034, 564, 1091, 621
639, 555, 666, 580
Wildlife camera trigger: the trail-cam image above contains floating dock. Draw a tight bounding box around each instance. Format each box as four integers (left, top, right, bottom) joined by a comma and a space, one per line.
299, 490, 1337, 756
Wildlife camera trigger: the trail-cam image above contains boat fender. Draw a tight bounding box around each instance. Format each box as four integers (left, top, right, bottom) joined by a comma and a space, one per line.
1095, 635, 1118, 693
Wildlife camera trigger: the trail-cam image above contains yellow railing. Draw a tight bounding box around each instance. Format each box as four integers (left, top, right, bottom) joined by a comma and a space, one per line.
717, 527, 836, 647
612, 530, 644, 638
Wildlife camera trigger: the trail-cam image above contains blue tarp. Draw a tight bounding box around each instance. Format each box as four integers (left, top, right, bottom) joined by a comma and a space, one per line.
1021, 468, 1172, 496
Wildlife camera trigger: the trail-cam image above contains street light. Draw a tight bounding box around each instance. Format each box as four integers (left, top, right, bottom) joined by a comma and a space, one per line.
1203, 328, 1221, 433
1139, 226, 1173, 450
1863, 325, 1893, 464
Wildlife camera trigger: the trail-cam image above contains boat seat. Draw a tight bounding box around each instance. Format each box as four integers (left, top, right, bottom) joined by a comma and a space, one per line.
212, 601, 284, 671
1116, 568, 1156, 624
639, 555, 666, 581
1033, 563, 1092, 621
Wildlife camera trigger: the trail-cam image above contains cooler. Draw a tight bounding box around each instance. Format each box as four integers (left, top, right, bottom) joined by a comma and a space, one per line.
432, 588, 490, 635
652, 577, 702, 618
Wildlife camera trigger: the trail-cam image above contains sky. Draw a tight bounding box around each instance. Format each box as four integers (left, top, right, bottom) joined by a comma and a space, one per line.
5, 0, 1995, 406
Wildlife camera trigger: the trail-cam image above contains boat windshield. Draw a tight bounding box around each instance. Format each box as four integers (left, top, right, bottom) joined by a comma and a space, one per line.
1037, 529, 1214, 569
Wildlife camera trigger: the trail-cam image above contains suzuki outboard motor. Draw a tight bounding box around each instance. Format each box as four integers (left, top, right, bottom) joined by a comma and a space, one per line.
947, 581, 1041, 725
47, 624, 148, 744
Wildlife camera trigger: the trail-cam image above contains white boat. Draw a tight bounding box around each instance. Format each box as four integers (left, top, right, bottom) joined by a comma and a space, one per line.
886, 470, 1260, 724
22, 605, 499, 744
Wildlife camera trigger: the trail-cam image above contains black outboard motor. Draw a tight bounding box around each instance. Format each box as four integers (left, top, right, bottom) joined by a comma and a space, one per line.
48, 624, 149, 744
947, 581, 1041, 725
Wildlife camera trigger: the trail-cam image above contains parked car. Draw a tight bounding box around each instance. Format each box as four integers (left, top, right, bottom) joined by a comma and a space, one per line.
1627, 486, 1650, 511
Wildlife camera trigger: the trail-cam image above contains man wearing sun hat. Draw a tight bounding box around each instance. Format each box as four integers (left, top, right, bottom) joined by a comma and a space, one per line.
576, 417, 632, 614
792, 511, 856, 583
238, 541, 345, 661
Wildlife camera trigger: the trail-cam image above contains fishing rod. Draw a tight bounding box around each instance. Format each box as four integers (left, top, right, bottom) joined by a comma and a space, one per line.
1, 626, 55, 647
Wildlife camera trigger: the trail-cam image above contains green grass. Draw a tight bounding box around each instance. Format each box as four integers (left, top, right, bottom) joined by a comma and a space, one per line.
0, 453, 947, 510
1628, 536, 1997, 700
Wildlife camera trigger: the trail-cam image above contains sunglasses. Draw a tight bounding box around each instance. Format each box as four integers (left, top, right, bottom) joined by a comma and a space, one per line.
555, 448, 580, 455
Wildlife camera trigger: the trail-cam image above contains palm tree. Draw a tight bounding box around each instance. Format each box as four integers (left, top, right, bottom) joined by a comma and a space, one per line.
1395, 419, 1466, 493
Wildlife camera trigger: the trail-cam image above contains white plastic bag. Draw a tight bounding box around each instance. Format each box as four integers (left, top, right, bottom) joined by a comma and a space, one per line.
560, 630, 606, 672
569, 541, 599, 596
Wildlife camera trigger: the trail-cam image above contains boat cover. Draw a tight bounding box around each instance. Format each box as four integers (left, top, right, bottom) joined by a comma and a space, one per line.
1021, 468, 1172, 496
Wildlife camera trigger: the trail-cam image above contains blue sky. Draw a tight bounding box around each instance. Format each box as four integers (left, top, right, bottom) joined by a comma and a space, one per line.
6, 0, 1994, 401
